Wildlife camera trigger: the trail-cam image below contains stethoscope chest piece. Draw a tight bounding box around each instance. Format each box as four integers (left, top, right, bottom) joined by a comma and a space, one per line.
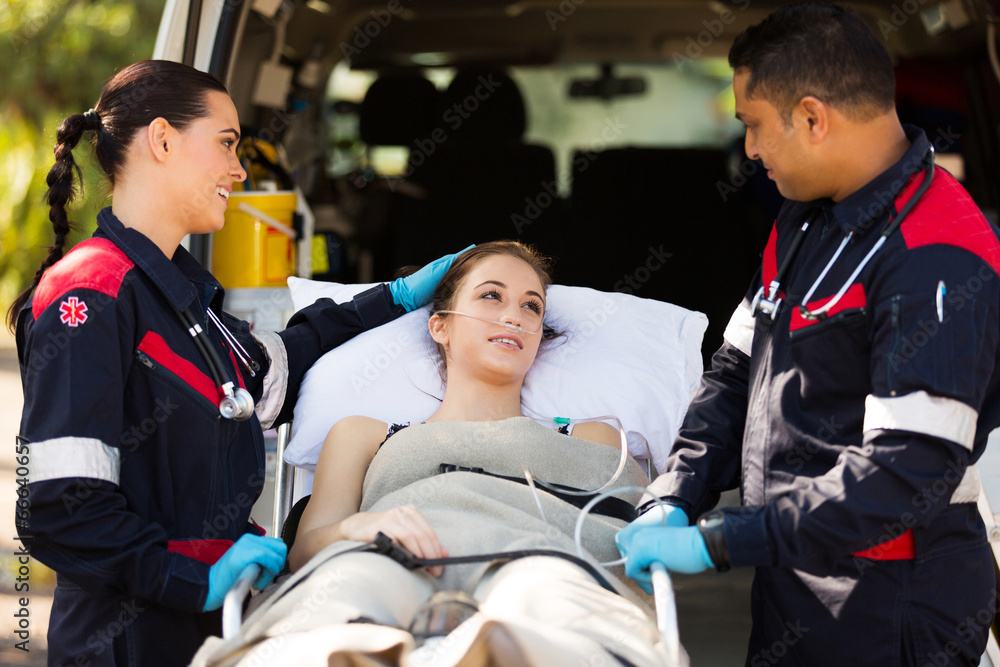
751, 282, 783, 321
176, 305, 258, 421
219, 385, 255, 421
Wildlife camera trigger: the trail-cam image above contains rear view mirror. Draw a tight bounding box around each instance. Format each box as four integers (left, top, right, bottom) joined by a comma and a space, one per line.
569, 64, 647, 100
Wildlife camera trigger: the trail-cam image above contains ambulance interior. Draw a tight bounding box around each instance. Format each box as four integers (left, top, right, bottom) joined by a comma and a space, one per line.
156, 0, 1000, 661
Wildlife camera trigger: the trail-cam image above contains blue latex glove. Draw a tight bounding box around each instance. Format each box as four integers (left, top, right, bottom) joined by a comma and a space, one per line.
389, 245, 475, 311
203, 534, 287, 612
621, 526, 713, 594
615, 503, 688, 558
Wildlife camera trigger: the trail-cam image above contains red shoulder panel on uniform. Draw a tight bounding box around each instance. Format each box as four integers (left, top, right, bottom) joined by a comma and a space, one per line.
33, 238, 134, 320
897, 169, 1000, 275
762, 223, 778, 288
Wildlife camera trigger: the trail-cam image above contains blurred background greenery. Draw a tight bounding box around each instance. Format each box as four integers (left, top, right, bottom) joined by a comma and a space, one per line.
0, 0, 166, 319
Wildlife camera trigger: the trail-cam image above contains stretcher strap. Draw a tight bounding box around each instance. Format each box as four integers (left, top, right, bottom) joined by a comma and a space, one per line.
269, 534, 623, 611
438, 463, 637, 523
368, 532, 621, 595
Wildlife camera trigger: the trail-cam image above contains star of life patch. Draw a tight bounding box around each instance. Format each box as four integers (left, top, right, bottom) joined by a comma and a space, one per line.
59, 296, 88, 327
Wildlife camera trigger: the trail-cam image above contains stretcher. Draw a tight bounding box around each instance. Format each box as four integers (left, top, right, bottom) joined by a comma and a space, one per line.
229, 426, 675, 626
212, 279, 709, 665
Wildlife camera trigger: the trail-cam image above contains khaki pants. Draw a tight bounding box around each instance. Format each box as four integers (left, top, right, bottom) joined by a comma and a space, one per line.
192, 552, 682, 667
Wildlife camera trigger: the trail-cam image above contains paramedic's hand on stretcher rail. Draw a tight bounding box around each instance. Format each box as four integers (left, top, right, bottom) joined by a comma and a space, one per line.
618, 527, 712, 593
203, 535, 288, 611
616, 503, 689, 548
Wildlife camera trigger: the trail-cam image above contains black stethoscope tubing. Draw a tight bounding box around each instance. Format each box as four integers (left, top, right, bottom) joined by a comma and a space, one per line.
175, 306, 255, 420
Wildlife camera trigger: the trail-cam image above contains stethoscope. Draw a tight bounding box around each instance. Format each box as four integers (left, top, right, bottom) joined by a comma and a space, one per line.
175, 305, 260, 420
751, 147, 935, 322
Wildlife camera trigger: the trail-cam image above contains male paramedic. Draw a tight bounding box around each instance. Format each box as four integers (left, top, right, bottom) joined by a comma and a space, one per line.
617, 4, 999, 665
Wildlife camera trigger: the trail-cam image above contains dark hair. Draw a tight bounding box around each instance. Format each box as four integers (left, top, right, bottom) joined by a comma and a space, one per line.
6, 60, 228, 331
430, 241, 554, 371
729, 3, 895, 123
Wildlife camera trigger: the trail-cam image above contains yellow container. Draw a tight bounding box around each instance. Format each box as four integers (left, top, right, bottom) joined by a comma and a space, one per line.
213, 191, 297, 288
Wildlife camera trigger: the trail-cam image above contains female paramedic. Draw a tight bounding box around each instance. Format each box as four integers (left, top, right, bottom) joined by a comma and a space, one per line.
191, 242, 672, 667
8, 60, 464, 667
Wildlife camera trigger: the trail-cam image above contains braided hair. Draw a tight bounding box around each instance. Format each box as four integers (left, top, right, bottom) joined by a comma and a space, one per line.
6, 60, 228, 331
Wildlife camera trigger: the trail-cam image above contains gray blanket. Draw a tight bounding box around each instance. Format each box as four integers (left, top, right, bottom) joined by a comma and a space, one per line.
361, 417, 649, 595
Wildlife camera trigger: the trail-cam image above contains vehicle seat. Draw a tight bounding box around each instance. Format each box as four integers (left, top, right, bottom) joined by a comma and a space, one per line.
392, 68, 563, 268
356, 72, 443, 279
564, 147, 758, 364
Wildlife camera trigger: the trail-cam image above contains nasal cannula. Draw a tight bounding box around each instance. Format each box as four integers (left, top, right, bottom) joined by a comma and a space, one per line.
433, 309, 544, 336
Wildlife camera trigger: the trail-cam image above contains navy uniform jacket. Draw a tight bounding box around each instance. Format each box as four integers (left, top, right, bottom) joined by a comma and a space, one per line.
15, 208, 404, 667
649, 127, 999, 665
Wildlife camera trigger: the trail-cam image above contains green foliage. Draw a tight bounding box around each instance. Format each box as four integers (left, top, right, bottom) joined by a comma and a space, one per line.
0, 0, 166, 310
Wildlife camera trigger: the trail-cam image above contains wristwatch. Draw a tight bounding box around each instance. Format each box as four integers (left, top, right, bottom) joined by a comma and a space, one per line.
697, 510, 731, 572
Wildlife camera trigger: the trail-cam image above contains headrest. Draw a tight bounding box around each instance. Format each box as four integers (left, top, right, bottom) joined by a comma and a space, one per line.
360, 74, 441, 147
284, 278, 708, 474
444, 68, 526, 142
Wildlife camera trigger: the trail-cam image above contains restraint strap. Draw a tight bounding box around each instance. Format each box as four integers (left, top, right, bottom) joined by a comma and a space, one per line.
369, 532, 620, 595
270, 532, 621, 608
438, 463, 637, 523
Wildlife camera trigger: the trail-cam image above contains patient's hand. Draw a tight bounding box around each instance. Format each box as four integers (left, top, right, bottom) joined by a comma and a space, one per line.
340, 505, 449, 576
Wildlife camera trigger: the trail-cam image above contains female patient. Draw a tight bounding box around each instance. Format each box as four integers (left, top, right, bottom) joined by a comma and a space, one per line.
194, 242, 673, 667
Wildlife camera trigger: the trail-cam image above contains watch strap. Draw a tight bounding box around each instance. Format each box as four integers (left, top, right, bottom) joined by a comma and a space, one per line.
697, 510, 732, 572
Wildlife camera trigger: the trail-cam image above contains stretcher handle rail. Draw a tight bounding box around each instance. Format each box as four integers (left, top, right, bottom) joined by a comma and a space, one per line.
572, 487, 684, 664
272, 422, 293, 539
651, 562, 682, 665
222, 563, 260, 639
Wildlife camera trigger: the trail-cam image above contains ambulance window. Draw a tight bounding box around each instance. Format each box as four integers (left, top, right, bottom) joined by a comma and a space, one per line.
325, 60, 743, 190
513, 61, 743, 194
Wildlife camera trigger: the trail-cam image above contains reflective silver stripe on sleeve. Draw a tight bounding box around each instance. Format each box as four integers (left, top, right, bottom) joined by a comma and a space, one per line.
722, 301, 754, 357
863, 391, 977, 451
29, 437, 120, 485
951, 464, 981, 504
253, 330, 288, 431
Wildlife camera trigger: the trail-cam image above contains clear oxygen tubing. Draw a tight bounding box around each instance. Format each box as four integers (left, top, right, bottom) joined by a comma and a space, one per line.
574, 488, 683, 664
432, 310, 544, 336
519, 406, 631, 498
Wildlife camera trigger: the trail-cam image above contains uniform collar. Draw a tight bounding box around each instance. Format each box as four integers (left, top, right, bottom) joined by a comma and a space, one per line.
95, 207, 222, 313
827, 125, 931, 235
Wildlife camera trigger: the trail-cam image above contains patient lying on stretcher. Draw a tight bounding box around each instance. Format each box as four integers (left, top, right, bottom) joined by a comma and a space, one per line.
192, 242, 677, 667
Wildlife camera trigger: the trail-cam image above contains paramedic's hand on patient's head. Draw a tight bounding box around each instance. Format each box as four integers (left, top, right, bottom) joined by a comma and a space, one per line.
614, 503, 688, 559
619, 526, 712, 594
389, 245, 475, 311
340, 505, 449, 576
203, 535, 288, 612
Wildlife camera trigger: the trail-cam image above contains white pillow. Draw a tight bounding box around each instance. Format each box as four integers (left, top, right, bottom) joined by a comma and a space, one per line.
285, 277, 707, 474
